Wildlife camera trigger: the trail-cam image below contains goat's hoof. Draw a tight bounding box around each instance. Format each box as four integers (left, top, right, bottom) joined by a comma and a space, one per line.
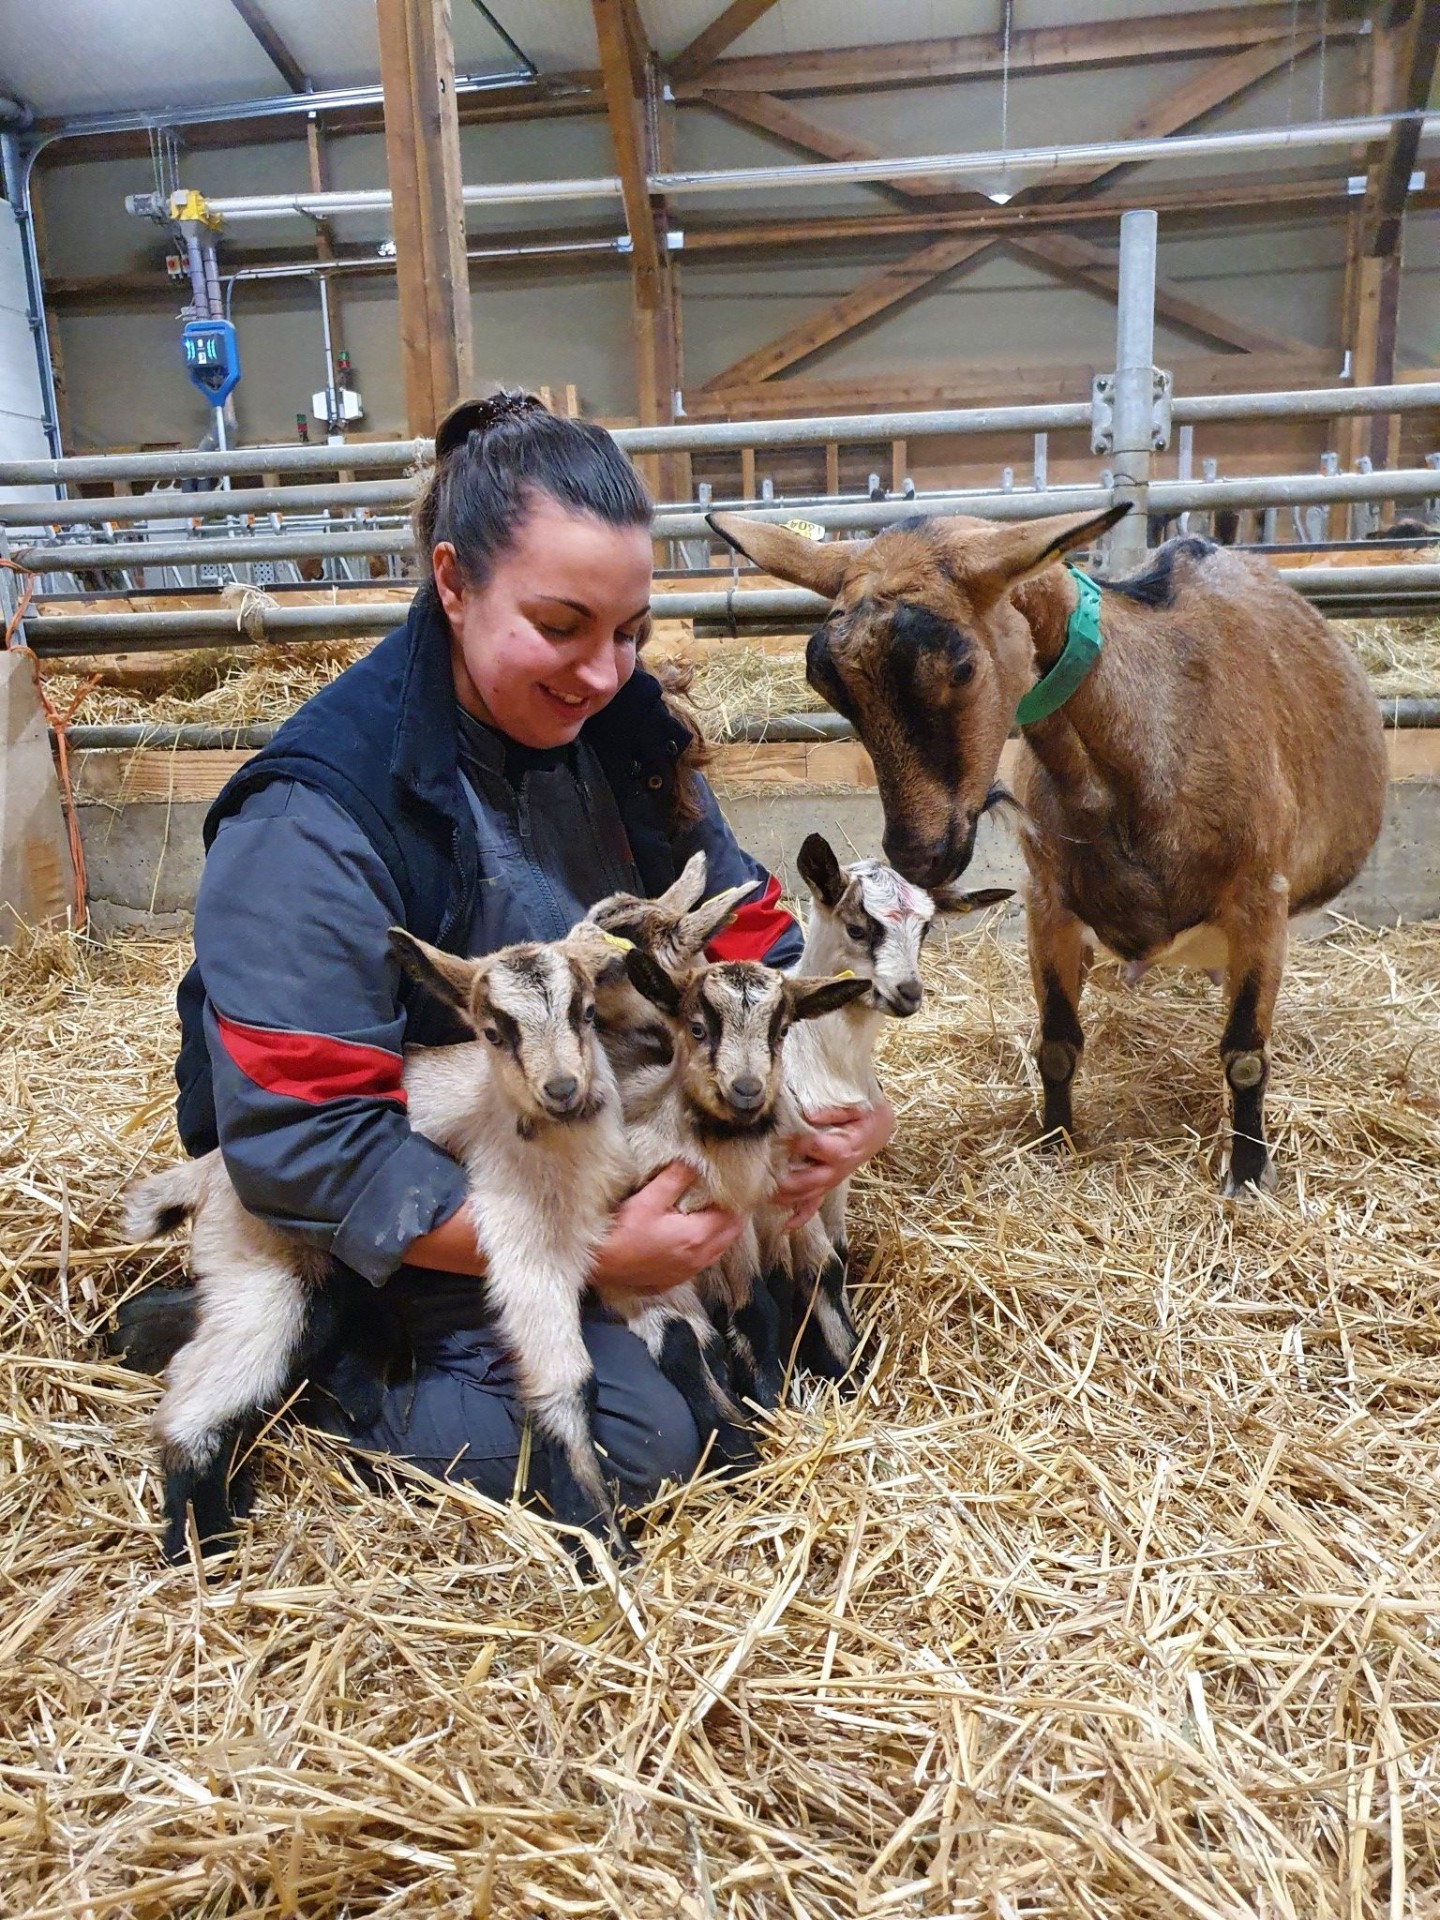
1036, 1122, 1075, 1155
1221, 1157, 1277, 1199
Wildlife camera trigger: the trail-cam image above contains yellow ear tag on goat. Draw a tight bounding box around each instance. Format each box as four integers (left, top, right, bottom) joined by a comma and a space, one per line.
598, 931, 634, 952
832, 968, 856, 980
782, 518, 826, 542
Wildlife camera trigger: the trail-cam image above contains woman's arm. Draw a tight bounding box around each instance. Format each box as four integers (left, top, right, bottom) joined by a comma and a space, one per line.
193, 781, 470, 1284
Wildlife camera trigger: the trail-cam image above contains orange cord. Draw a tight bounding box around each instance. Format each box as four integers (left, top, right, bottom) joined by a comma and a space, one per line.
2, 556, 97, 929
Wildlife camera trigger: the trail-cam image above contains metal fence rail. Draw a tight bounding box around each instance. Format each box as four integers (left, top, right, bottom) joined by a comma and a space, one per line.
2, 381, 1437, 492
26, 568, 1440, 658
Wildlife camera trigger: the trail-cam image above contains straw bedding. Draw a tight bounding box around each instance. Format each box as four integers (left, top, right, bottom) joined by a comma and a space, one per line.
39, 611, 1440, 743
3, 912, 1439, 1918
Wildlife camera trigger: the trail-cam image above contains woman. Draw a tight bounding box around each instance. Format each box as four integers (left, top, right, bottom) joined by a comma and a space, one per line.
168, 392, 893, 1516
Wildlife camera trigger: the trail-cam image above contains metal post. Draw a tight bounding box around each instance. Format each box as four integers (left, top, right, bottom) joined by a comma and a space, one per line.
318, 275, 341, 439
1031, 434, 1047, 492
1108, 209, 1158, 575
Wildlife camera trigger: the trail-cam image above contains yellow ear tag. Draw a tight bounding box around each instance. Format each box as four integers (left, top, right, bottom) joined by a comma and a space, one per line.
598, 931, 634, 952
782, 518, 826, 542
832, 968, 856, 979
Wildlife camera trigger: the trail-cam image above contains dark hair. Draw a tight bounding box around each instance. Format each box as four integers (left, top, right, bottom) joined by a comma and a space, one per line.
413, 390, 652, 587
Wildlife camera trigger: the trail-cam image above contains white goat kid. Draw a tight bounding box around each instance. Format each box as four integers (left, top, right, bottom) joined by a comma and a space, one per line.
767, 834, 935, 1381
124, 923, 633, 1564
616, 949, 870, 1417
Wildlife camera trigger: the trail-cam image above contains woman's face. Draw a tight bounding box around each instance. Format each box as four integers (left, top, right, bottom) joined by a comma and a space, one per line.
435, 495, 654, 748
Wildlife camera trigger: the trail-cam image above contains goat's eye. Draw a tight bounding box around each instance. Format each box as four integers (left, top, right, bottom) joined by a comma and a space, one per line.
689, 1019, 707, 1041
845, 922, 868, 943
582, 1004, 597, 1024
951, 658, 974, 686
483, 1026, 502, 1047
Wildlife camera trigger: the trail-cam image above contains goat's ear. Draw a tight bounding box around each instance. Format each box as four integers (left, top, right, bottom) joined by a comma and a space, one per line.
796, 833, 846, 910
623, 946, 684, 1016
561, 921, 629, 989
784, 972, 872, 1023
707, 512, 857, 599
676, 877, 759, 954
657, 850, 708, 916
388, 928, 483, 1023
943, 504, 1130, 600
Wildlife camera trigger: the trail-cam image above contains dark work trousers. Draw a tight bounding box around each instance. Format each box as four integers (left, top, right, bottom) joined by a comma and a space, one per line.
306, 1269, 705, 1511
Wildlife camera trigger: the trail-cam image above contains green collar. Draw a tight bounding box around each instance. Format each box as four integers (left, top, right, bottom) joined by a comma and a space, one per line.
1014, 565, 1103, 728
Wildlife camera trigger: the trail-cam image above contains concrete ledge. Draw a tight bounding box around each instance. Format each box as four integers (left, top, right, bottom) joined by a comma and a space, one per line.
74, 736, 1440, 936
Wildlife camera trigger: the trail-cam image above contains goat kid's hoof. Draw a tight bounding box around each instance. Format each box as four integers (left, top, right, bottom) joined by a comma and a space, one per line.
1221, 1157, 1278, 1200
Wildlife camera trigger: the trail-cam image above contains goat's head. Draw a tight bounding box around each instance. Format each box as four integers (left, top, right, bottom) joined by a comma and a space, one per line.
710, 505, 1127, 888
389, 925, 618, 1126
796, 833, 935, 1018
587, 851, 758, 969
624, 949, 869, 1134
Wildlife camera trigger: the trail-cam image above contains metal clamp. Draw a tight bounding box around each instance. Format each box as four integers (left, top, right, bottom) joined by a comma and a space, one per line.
1090, 367, 1173, 456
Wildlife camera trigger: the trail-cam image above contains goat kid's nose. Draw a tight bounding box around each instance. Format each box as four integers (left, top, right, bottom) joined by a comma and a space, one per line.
729, 1074, 765, 1110
891, 978, 923, 1015
543, 1073, 581, 1108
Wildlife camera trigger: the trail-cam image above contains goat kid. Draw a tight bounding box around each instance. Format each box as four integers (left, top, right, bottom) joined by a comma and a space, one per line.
766, 834, 935, 1381
615, 948, 870, 1416
709, 507, 1386, 1194
124, 923, 634, 1564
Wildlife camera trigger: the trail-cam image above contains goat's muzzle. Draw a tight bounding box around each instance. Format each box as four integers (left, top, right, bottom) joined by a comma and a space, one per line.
881, 978, 923, 1017
882, 811, 979, 890
726, 1073, 766, 1114
540, 1073, 583, 1117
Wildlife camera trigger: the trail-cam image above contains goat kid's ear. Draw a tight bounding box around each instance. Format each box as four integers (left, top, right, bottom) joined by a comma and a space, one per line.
388, 928, 485, 1024
677, 877, 760, 954
796, 832, 846, 910
942, 504, 1131, 602
784, 972, 873, 1024
707, 512, 858, 599
657, 850, 708, 916
623, 946, 685, 1016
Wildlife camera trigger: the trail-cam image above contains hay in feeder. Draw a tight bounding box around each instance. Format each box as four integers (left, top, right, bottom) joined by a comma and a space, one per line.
3, 913, 1440, 1917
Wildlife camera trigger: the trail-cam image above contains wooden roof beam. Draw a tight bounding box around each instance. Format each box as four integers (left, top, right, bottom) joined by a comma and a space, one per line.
1362, 0, 1440, 258
670, 0, 783, 86
676, 3, 1360, 98
591, 0, 662, 284
228, 0, 312, 94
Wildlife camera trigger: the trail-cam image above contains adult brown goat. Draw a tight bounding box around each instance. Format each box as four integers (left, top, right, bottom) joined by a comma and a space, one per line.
709, 506, 1387, 1193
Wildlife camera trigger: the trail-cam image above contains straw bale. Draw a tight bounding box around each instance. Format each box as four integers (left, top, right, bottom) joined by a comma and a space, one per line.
3, 911, 1440, 1917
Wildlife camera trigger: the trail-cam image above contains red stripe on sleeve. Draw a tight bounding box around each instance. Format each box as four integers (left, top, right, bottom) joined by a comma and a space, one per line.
704, 873, 798, 964
216, 1014, 408, 1108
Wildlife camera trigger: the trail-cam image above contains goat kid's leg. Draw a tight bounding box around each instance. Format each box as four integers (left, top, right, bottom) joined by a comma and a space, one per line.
162, 1422, 257, 1562
1218, 880, 1288, 1196
1027, 881, 1089, 1144
727, 1279, 785, 1411
655, 1314, 759, 1475
789, 1214, 859, 1385
502, 1267, 633, 1564
154, 1256, 312, 1561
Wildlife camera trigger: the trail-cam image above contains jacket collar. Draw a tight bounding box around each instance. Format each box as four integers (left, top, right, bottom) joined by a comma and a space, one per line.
389, 587, 691, 811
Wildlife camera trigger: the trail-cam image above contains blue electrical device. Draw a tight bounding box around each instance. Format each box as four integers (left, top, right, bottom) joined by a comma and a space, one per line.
182, 319, 241, 406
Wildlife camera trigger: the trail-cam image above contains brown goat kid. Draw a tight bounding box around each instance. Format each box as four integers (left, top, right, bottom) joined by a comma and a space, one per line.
709, 506, 1387, 1193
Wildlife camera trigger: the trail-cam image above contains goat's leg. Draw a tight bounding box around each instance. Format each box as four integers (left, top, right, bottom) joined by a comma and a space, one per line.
1027, 880, 1089, 1142
1217, 880, 1288, 1196
728, 1279, 785, 1410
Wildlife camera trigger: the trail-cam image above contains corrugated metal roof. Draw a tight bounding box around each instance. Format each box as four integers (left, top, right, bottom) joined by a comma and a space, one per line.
0, 0, 1320, 119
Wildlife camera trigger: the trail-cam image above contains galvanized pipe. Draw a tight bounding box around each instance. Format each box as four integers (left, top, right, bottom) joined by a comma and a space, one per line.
201, 111, 1440, 219
27, 570, 1440, 657
0, 477, 418, 526
1107, 210, 1157, 574
4, 381, 1438, 488
16, 466, 1440, 572
60, 698, 1440, 755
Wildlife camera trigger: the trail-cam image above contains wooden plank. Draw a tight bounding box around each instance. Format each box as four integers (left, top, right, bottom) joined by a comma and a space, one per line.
228, 0, 311, 91
675, 4, 1358, 98
702, 234, 994, 390
375, 0, 474, 435
1362, 0, 1440, 260
669, 0, 783, 85
592, 0, 663, 285
693, 350, 1336, 420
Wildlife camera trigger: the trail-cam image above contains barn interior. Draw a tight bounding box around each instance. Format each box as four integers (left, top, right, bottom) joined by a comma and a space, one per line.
2, 4, 1440, 1916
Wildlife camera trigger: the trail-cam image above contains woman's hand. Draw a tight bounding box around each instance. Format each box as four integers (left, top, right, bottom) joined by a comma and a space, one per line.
591, 1161, 748, 1299
772, 1098, 896, 1229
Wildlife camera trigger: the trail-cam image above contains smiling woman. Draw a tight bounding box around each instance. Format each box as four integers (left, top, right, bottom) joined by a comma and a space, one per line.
118, 392, 885, 1551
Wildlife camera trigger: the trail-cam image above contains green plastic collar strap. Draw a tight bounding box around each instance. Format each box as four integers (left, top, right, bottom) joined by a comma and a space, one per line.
1014, 564, 1103, 728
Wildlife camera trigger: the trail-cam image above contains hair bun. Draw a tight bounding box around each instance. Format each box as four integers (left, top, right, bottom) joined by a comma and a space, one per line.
433, 390, 547, 461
